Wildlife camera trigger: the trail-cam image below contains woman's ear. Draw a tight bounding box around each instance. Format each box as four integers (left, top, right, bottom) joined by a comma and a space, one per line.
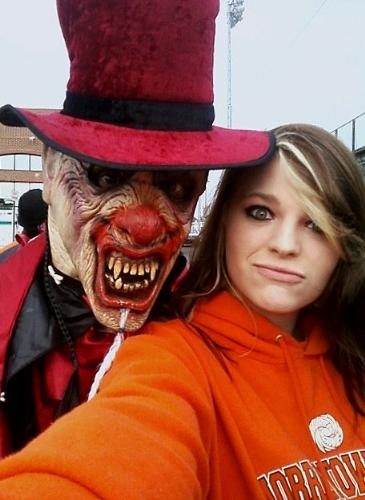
42, 146, 60, 205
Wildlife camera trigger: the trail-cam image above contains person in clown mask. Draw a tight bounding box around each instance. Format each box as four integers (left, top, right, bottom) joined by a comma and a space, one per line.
0, 0, 274, 457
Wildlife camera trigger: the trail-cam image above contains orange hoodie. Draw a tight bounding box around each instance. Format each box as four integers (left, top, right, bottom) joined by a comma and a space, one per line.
0, 291, 364, 499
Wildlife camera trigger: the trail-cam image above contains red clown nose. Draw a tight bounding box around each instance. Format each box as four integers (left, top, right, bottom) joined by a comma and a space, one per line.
114, 206, 166, 247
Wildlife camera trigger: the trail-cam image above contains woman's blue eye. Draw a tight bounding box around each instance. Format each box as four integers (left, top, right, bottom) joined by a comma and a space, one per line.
307, 220, 323, 234
246, 206, 272, 220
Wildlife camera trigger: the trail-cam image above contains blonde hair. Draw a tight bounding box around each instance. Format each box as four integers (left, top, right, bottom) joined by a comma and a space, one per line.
275, 128, 365, 261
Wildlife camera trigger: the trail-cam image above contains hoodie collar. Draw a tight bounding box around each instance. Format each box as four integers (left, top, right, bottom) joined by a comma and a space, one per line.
192, 291, 329, 360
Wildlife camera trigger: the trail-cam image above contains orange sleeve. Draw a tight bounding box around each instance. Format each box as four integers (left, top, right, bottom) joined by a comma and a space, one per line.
0, 327, 214, 499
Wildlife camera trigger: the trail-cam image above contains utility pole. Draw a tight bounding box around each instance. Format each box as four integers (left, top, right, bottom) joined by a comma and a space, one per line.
227, 0, 245, 128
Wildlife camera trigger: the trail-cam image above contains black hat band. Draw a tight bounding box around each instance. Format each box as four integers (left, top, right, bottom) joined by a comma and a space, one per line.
62, 91, 215, 132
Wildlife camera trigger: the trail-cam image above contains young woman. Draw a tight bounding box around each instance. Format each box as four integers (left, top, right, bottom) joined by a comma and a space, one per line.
0, 124, 364, 499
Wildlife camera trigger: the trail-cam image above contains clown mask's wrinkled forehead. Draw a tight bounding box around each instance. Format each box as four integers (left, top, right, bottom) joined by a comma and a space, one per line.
42, 147, 207, 332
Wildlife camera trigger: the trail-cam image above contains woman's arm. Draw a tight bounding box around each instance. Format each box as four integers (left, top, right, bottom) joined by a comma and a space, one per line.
0, 328, 214, 499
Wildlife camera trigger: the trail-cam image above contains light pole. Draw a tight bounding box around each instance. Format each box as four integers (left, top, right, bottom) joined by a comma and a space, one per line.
189, 0, 245, 239
227, 0, 245, 128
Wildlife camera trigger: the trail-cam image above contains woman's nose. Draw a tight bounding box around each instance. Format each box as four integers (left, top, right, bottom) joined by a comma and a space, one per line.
268, 223, 300, 256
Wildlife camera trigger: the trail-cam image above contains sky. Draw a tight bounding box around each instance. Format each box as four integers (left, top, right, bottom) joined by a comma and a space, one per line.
1, 0, 365, 213
1, 0, 364, 130
214, 0, 365, 133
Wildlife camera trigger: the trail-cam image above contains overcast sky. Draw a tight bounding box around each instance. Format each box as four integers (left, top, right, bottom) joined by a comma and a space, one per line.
1, 0, 364, 212
1, 0, 364, 131
214, 0, 365, 132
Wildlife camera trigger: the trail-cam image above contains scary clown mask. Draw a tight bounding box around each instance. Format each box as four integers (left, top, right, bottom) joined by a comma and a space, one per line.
42, 147, 207, 332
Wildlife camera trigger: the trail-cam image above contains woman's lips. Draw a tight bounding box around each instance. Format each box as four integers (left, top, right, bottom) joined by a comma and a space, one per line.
254, 264, 304, 284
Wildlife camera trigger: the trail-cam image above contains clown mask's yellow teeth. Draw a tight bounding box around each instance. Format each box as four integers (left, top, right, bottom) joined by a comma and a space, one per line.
104, 256, 160, 292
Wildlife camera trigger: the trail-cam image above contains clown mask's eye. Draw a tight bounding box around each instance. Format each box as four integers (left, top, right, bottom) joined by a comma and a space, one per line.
165, 181, 187, 202
82, 164, 133, 190
154, 173, 195, 206
155, 173, 189, 205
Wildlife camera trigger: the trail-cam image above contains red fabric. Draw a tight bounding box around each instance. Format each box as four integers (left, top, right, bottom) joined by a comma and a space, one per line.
0, 0, 276, 170
0, 234, 46, 457
0, 234, 46, 388
5, 108, 275, 170
15, 233, 30, 246
32, 326, 115, 433
57, 0, 217, 104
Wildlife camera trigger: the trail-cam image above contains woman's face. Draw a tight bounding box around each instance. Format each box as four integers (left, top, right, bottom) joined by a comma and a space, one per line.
225, 156, 340, 332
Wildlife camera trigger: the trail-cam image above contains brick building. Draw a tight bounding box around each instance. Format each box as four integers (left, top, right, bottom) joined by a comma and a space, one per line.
0, 110, 52, 244
0, 110, 52, 199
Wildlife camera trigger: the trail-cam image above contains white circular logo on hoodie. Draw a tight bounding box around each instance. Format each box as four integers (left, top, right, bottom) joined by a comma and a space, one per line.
309, 414, 343, 453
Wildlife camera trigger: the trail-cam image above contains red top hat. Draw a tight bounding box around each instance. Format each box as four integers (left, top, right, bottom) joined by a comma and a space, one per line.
0, 0, 275, 170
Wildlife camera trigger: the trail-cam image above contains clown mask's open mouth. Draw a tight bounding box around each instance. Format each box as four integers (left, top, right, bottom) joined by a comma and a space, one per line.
105, 255, 160, 295
96, 251, 165, 311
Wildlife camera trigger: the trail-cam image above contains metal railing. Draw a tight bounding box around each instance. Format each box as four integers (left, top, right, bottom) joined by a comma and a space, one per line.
332, 112, 365, 152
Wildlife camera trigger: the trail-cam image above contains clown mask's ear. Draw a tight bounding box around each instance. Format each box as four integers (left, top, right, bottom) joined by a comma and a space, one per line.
42, 146, 61, 205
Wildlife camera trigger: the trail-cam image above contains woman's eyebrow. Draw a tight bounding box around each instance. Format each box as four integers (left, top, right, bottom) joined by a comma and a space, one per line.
243, 191, 278, 204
